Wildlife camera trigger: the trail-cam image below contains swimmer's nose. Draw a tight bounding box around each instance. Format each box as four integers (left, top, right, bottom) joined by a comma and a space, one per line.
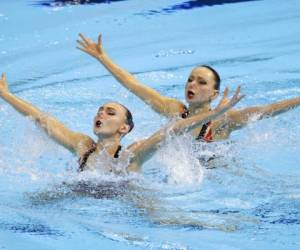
190, 79, 197, 86
97, 111, 105, 119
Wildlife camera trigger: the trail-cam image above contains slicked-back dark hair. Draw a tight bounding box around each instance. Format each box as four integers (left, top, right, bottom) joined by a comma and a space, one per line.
199, 65, 221, 91
118, 103, 134, 133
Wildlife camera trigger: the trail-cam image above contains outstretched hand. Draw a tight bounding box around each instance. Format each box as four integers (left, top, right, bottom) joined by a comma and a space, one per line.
217, 87, 230, 108
215, 86, 244, 113
0, 72, 9, 94
77, 33, 104, 59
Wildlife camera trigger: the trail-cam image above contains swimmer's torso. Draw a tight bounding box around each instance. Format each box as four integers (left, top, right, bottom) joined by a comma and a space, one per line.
182, 107, 231, 141
191, 119, 231, 141
81, 151, 114, 172
79, 144, 122, 173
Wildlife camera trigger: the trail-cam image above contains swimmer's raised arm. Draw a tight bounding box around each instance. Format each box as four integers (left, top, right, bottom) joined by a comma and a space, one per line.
127, 87, 243, 170
77, 33, 185, 117
226, 95, 300, 131
0, 73, 93, 156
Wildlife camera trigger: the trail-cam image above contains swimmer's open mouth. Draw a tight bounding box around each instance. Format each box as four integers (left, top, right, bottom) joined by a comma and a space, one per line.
187, 90, 195, 99
95, 120, 102, 128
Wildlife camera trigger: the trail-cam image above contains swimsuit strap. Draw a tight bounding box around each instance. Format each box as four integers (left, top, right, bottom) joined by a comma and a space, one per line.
113, 145, 122, 158
181, 106, 189, 119
78, 143, 97, 172
181, 106, 213, 142
196, 121, 213, 142
78, 144, 122, 171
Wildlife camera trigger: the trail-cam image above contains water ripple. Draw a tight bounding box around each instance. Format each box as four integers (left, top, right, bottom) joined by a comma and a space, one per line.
0, 221, 64, 236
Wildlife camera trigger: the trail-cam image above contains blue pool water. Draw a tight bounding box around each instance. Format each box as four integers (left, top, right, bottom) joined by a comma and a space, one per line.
0, 0, 300, 249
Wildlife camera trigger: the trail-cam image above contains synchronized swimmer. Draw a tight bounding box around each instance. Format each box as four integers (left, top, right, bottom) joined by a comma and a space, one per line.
77, 33, 300, 142
0, 73, 242, 173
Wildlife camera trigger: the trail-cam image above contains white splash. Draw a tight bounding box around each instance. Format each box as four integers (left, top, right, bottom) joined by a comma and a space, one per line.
154, 135, 204, 185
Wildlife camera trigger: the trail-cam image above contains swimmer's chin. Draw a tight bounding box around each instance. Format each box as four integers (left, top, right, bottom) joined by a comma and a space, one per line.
185, 97, 202, 104
185, 91, 201, 104
93, 126, 102, 135
185, 95, 208, 105
93, 127, 112, 137
93, 129, 104, 135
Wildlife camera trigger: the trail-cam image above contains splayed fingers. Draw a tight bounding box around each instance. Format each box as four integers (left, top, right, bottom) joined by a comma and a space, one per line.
218, 87, 230, 108
77, 33, 104, 58
229, 86, 244, 107
216, 86, 244, 112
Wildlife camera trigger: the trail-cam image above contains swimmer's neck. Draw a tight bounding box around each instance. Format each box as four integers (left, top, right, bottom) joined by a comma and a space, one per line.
96, 134, 121, 155
188, 102, 211, 116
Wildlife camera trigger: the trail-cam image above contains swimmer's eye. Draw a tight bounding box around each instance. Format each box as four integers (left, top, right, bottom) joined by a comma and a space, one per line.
187, 77, 193, 82
198, 80, 207, 85
107, 110, 116, 116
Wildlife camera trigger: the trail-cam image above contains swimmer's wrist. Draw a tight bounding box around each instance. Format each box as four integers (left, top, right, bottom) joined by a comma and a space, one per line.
0, 91, 11, 101
96, 51, 108, 61
0, 87, 10, 96
0, 89, 10, 96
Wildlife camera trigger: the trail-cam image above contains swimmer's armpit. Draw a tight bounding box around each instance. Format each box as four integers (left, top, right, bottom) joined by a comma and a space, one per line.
77, 33, 184, 117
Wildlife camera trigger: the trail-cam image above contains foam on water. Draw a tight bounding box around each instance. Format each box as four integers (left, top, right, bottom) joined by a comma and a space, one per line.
149, 135, 205, 185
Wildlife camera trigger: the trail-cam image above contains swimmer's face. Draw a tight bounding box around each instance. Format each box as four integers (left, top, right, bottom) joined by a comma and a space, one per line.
93, 103, 130, 137
185, 66, 219, 105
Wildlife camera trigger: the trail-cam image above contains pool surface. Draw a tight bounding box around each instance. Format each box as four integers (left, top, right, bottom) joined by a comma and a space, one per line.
0, 0, 300, 249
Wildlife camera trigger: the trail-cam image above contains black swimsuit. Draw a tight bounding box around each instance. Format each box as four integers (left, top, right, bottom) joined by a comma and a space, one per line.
78, 144, 122, 172
181, 106, 213, 142
182, 107, 219, 167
